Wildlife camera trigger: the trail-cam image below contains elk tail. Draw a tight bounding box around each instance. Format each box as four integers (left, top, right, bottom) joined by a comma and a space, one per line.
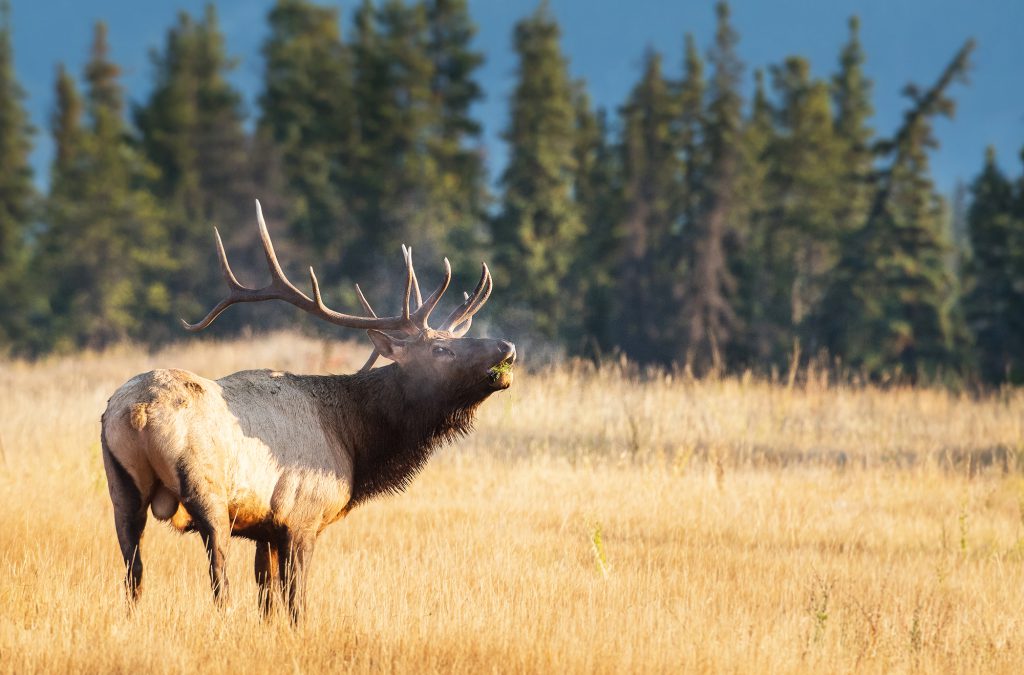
128, 403, 148, 431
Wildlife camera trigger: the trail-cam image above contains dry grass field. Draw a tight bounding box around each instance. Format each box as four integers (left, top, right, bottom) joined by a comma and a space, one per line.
2, 332, 1024, 674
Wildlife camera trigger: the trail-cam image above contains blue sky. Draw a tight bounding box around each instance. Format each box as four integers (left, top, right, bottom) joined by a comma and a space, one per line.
10, 0, 1024, 193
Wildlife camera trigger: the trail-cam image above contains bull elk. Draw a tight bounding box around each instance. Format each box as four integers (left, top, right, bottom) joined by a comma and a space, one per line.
100, 200, 515, 621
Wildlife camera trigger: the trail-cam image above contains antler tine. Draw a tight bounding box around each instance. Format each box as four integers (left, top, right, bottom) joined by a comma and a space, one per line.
213, 227, 244, 290
307, 267, 331, 314
402, 245, 423, 309
449, 292, 474, 337
458, 266, 493, 327
440, 262, 492, 332
410, 257, 451, 329
439, 263, 486, 330
451, 317, 473, 337
181, 228, 247, 331
453, 266, 492, 332
354, 283, 381, 372
183, 200, 417, 333
255, 199, 309, 301
400, 245, 414, 322
354, 283, 374, 316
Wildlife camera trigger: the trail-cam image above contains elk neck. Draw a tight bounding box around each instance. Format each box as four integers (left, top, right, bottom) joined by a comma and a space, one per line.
303, 364, 482, 507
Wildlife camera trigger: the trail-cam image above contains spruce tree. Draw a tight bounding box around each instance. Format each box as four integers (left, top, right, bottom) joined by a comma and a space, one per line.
821, 41, 974, 379
351, 0, 443, 279
259, 0, 353, 273
731, 68, 778, 366
679, 1, 742, 372
136, 5, 251, 323
425, 0, 487, 272
1016, 147, 1024, 312
831, 16, 874, 236
571, 90, 620, 355
677, 34, 706, 240
40, 23, 172, 349
0, 0, 35, 348
50, 65, 83, 193
964, 147, 1022, 382
492, 2, 582, 339
616, 50, 680, 363
768, 57, 845, 352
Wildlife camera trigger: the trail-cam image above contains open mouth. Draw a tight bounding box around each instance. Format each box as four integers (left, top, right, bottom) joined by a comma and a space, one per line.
487, 355, 516, 389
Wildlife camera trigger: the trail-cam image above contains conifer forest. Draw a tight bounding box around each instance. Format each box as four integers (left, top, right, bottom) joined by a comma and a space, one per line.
0, 0, 1021, 385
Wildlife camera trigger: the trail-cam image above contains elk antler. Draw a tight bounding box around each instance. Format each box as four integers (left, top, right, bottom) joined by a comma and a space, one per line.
185, 200, 497, 371
352, 259, 495, 368
440, 262, 493, 337
183, 200, 449, 334
356, 256, 494, 370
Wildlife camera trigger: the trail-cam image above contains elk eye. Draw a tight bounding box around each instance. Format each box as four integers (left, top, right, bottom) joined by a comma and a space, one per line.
433, 346, 455, 358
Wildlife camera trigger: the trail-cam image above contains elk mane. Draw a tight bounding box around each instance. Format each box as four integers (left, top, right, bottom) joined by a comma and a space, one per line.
308, 364, 482, 506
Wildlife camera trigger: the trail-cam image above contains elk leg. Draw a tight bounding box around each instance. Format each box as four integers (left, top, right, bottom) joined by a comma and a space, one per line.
114, 506, 148, 604
190, 508, 230, 605
278, 531, 316, 623
101, 430, 148, 605
254, 541, 279, 617
177, 467, 231, 605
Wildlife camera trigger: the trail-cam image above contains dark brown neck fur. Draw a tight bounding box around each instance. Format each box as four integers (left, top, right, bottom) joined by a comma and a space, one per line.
301, 365, 483, 507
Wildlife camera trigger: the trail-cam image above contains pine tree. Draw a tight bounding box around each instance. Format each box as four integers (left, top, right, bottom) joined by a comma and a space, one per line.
616, 50, 680, 363
679, 1, 742, 372
492, 2, 582, 339
40, 23, 172, 349
821, 40, 975, 379
258, 0, 353, 273
964, 147, 1022, 382
0, 0, 35, 348
425, 0, 487, 273
136, 4, 251, 323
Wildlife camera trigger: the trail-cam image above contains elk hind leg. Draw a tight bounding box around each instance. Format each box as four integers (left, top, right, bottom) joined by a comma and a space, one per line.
101, 430, 148, 605
178, 467, 231, 606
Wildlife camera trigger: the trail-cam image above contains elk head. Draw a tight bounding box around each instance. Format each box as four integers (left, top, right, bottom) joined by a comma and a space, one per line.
183, 201, 515, 395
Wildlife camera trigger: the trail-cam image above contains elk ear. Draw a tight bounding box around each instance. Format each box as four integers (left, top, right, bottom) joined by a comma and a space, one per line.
366, 330, 407, 362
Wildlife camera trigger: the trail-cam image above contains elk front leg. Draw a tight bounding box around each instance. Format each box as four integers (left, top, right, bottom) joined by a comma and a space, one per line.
278, 530, 317, 623
254, 541, 279, 617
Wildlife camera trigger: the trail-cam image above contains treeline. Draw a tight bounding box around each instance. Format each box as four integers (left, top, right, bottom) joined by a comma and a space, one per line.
0, 0, 1021, 383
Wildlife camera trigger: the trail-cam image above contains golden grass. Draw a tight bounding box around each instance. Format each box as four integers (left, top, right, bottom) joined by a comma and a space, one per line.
2, 332, 1024, 674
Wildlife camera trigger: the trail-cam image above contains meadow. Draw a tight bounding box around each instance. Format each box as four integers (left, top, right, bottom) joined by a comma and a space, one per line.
1, 333, 1023, 674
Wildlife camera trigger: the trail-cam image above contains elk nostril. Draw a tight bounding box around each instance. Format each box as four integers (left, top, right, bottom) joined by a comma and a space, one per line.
498, 341, 516, 360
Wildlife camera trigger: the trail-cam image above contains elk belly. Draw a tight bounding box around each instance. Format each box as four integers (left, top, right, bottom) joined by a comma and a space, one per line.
270, 469, 352, 531
228, 490, 272, 533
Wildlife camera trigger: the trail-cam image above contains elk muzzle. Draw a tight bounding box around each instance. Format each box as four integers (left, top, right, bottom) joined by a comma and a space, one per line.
488, 341, 516, 389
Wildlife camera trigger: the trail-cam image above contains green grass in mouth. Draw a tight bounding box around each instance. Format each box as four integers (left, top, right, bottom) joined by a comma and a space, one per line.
489, 360, 514, 377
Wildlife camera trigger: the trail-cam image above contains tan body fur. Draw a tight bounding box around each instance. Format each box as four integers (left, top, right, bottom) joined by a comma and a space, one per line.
104, 368, 353, 540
